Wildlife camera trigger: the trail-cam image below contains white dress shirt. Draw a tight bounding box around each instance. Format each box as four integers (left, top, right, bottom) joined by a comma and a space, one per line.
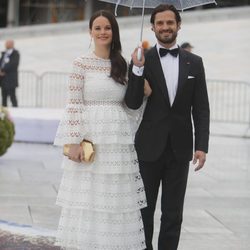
132, 43, 179, 106
157, 43, 179, 106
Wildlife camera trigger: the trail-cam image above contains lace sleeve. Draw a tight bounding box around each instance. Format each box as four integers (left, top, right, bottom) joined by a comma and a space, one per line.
54, 58, 86, 146
124, 98, 147, 134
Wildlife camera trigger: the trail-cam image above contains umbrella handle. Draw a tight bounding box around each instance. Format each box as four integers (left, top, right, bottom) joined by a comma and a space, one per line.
137, 47, 142, 61
137, 0, 145, 61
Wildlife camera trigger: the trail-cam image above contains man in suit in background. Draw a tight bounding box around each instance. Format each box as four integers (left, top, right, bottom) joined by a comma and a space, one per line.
0, 40, 20, 107
125, 4, 210, 250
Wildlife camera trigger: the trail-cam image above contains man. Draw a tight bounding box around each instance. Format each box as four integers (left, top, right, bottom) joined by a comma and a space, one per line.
181, 42, 194, 52
0, 40, 20, 107
125, 4, 209, 250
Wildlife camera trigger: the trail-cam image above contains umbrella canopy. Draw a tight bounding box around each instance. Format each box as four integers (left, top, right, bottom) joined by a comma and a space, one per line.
99, 0, 217, 11
99, 0, 217, 39
98, 0, 217, 59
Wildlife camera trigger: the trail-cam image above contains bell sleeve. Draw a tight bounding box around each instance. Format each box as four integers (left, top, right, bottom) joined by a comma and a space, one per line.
54, 58, 86, 146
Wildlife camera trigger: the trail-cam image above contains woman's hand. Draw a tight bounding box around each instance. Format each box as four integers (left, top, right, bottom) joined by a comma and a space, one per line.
144, 79, 152, 97
68, 144, 84, 163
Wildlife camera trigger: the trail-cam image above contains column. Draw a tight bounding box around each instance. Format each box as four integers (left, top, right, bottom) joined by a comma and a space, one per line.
7, 0, 20, 27
84, 0, 93, 20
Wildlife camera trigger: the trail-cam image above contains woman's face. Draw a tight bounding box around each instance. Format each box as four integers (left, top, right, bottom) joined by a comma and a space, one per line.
90, 16, 113, 49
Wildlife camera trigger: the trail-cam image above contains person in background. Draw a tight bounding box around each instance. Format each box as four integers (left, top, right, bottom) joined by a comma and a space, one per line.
126, 4, 210, 250
0, 40, 20, 107
180, 42, 194, 52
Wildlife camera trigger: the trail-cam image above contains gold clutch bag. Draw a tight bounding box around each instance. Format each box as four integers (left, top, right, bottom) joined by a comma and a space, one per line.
63, 139, 95, 163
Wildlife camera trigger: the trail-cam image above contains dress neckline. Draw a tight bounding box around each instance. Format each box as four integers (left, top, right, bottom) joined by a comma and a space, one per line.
91, 51, 110, 62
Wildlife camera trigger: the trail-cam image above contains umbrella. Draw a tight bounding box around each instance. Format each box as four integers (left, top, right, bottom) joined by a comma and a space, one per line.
99, 0, 217, 58
101, 0, 217, 11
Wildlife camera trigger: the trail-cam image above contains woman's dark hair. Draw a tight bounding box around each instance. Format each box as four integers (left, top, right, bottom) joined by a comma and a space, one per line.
89, 10, 127, 85
150, 4, 181, 24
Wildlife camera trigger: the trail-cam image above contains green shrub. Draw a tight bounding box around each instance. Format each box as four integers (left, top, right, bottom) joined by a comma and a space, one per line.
0, 107, 15, 156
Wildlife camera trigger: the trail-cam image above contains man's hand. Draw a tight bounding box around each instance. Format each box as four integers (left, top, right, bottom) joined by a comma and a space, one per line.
192, 150, 206, 171
131, 46, 145, 67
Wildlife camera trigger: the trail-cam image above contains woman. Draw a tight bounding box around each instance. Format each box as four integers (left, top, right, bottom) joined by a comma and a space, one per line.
54, 10, 147, 250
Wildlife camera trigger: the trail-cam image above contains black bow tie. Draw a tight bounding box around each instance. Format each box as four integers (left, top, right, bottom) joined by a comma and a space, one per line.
159, 48, 179, 57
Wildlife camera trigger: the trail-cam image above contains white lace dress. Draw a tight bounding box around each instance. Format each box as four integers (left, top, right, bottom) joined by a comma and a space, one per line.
54, 53, 147, 250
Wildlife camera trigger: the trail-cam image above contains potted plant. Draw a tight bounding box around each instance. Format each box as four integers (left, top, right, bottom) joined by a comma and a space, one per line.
0, 107, 15, 156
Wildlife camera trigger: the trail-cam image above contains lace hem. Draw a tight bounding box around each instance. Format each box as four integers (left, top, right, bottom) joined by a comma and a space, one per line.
55, 208, 146, 250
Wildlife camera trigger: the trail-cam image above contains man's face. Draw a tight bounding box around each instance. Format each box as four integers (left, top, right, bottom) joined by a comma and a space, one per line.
5, 40, 14, 49
152, 10, 181, 48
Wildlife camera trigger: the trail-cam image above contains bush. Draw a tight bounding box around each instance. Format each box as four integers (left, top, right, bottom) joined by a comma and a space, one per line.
0, 107, 15, 156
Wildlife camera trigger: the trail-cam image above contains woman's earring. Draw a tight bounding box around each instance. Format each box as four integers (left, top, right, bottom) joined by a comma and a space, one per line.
89, 37, 93, 49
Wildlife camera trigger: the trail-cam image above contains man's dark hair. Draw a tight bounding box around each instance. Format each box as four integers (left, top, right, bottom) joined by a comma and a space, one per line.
150, 4, 181, 24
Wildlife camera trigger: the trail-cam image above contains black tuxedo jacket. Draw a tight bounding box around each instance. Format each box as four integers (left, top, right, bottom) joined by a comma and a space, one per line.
125, 46, 210, 162
0, 49, 20, 89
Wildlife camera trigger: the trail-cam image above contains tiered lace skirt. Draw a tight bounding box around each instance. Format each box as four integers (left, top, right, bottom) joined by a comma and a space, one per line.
55, 144, 147, 250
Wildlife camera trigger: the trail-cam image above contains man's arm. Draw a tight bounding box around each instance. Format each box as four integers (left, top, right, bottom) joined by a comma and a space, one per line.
192, 57, 210, 152
125, 47, 145, 110
192, 58, 210, 170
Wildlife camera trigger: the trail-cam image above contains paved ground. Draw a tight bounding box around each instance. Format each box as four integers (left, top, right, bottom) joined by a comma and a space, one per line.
0, 135, 250, 250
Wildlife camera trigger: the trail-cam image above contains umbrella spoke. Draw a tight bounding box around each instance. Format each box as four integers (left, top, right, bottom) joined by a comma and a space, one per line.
99, 0, 216, 10
98, 0, 216, 50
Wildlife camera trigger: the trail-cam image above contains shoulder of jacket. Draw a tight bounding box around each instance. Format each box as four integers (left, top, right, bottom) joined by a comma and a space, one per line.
145, 46, 157, 57
180, 48, 202, 62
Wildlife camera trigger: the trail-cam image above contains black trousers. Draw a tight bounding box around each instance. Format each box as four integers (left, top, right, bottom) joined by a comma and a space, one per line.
139, 141, 189, 250
1, 87, 18, 107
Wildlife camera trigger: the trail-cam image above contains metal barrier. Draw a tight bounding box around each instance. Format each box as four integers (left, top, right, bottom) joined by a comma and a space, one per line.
39, 72, 69, 108
0, 70, 70, 108
17, 70, 39, 107
207, 79, 250, 124
1, 71, 250, 127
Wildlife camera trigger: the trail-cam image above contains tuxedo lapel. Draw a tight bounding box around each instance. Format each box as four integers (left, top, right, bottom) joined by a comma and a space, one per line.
0, 52, 5, 68
147, 47, 171, 107
172, 50, 190, 106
